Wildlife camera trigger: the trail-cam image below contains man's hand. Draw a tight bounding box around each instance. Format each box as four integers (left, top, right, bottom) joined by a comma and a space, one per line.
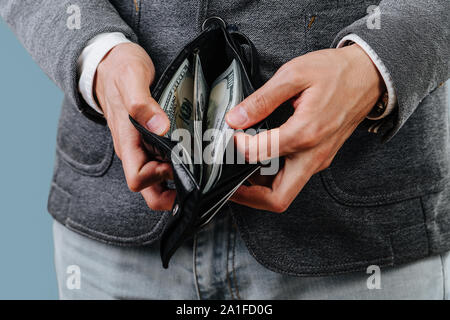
95, 42, 176, 211
226, 44, 386, 213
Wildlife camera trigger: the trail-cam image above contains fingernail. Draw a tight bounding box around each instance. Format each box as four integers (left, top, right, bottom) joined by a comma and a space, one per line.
146, 114, 168, 135
227, 105, 248, 127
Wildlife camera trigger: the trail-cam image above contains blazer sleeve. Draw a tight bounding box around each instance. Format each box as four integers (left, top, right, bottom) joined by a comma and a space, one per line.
332, 0, 450, 140
0, 0, 138, 123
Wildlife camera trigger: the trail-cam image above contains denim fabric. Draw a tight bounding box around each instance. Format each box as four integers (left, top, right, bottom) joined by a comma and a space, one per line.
54, 213, 450, 300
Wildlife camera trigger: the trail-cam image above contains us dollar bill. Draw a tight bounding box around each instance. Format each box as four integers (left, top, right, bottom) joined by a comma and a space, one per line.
203, 59, 243, 193
193, 52, 208, 183
158, 58, 194, 174
157, 57, 243, 188
159, 58, 194, 137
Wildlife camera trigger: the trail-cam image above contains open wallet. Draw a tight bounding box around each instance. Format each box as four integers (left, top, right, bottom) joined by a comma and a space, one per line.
130, 16, 271, 268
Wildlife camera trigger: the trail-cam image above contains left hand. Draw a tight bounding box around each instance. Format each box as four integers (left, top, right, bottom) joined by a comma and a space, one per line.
225, 44, 386, 213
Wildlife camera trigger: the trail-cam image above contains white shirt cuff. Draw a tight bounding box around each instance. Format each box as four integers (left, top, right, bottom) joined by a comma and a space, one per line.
337, 34, 397, 121
77, 32, 132, 114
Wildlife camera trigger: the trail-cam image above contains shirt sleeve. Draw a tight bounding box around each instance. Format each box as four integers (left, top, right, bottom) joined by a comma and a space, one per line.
337, 34, 397, 121
77, 32, 131, 115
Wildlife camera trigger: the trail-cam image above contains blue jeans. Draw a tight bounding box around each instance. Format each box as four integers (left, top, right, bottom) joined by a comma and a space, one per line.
54, 212, 450, 300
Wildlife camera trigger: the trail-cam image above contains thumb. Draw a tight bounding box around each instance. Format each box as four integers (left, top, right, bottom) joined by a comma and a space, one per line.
226, 62, 306, 129
120, 71, 170, 136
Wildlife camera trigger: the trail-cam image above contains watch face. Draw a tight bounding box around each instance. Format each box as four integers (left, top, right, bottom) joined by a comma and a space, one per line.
368, 91, 389, 119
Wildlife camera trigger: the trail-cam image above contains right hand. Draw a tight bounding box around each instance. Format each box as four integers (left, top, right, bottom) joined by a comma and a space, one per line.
95, 42, 176, 211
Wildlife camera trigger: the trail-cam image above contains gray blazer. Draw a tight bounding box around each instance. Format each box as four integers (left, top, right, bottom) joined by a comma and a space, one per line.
1, 0, 449, 276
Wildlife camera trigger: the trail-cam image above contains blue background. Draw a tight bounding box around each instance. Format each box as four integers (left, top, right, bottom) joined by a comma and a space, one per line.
0, 19, 449, 300
0, 20, 60, 299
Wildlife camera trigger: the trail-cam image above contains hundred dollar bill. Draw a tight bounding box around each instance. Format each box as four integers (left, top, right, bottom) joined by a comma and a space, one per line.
158, 58, 194, 136
193, 52, 208, 183
158, 58, 194, 173
203, 59, 243, 193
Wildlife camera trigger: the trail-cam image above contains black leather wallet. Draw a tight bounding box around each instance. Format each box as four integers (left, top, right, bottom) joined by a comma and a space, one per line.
130, 16, 267, 268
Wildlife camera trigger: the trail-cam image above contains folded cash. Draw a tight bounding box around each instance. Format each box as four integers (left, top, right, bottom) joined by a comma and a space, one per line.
158, 54, 243, 193
158, 58, 195, 174
203, 59, 243, 193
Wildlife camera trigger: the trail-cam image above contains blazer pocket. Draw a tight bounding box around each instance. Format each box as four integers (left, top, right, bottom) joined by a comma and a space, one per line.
321, 123, 449, 207
56, 98, 114, 177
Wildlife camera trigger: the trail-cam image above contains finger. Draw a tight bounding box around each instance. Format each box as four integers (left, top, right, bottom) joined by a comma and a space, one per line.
226, 60, 307, 129
233, 120, 307, 161
120, 120, 172, 192
233, 88, 339, 161
118, 68, 170, 136
234, 129, 284, 162
230, 172, 305, 213
247, 170, 276, 187
141, 183, 177, 211
231, 153, 313, 212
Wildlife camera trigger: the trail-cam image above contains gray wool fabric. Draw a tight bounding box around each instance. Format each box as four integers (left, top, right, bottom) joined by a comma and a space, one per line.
1, 0, 449, 276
